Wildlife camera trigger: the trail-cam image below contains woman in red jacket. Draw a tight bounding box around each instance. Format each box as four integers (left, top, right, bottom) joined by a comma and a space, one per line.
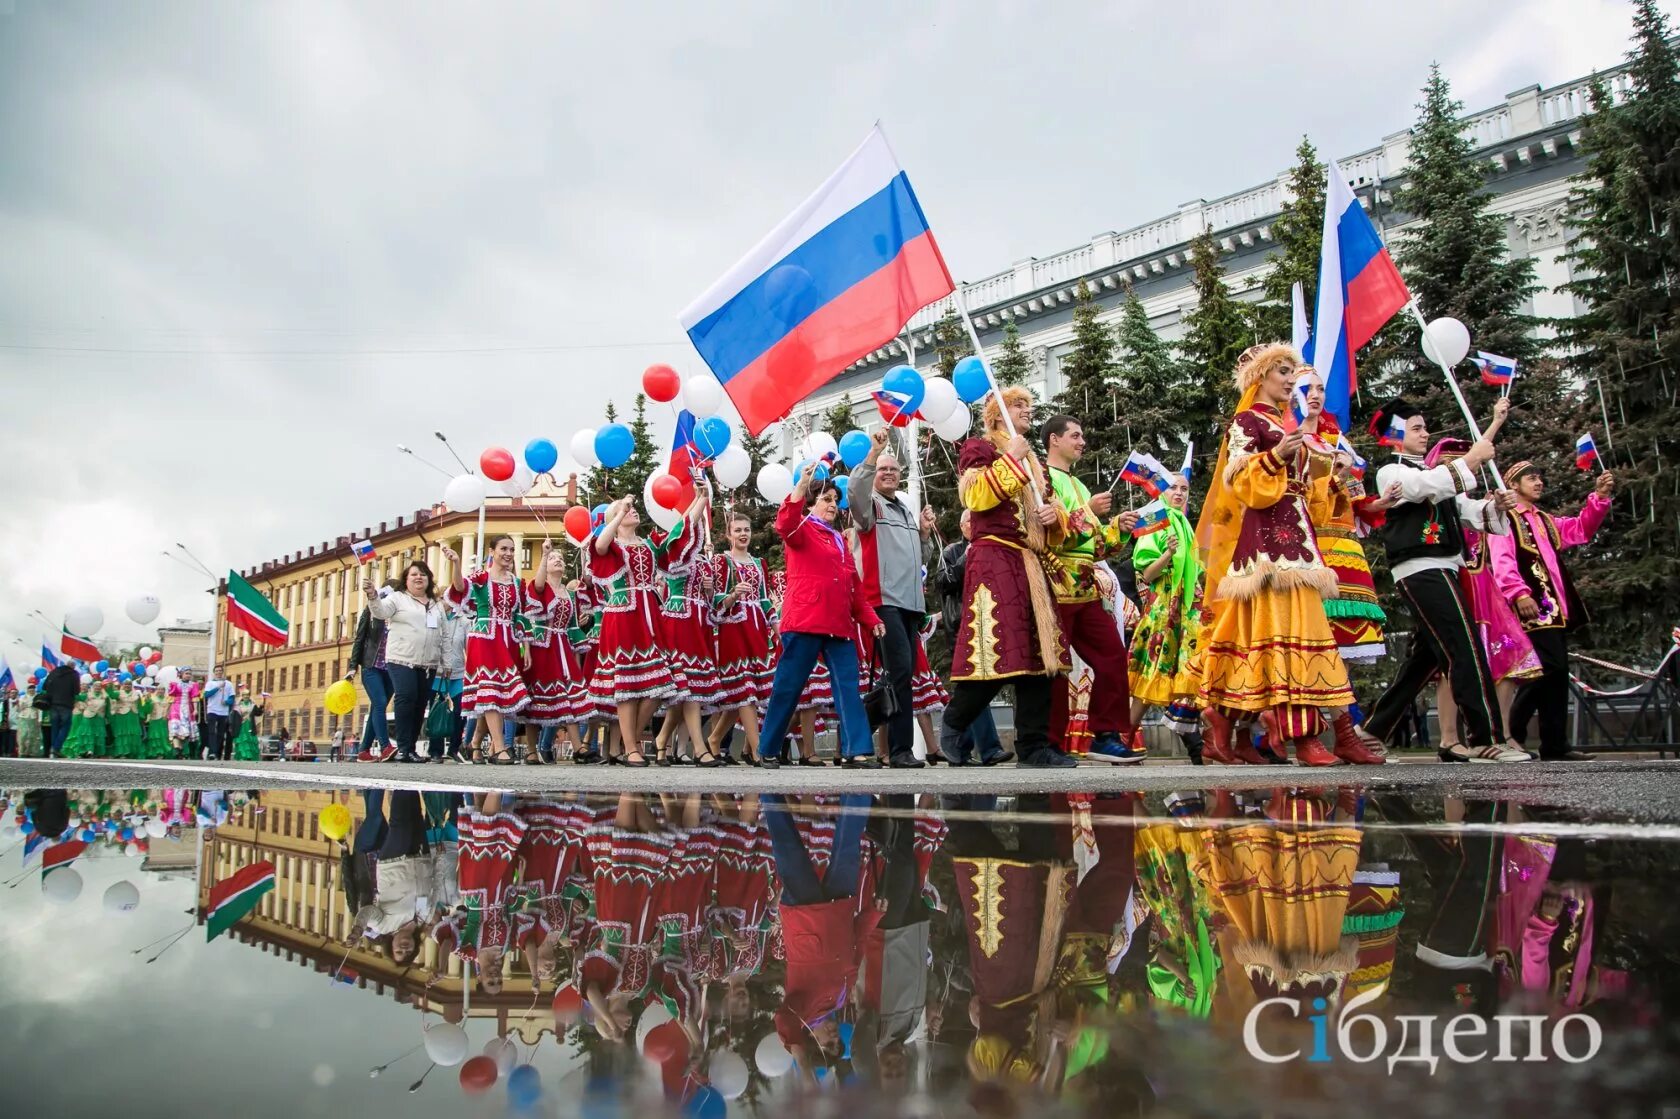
757, 474, 885, 769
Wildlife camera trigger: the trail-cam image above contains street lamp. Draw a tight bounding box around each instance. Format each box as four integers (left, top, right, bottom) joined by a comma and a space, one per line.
434, 431, 471, 475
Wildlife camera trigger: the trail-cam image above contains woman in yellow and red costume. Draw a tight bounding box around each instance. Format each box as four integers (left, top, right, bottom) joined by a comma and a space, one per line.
1195, 343, 1355, 766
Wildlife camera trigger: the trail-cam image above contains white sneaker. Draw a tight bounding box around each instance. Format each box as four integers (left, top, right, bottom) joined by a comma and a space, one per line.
1467, 743, 1533, 763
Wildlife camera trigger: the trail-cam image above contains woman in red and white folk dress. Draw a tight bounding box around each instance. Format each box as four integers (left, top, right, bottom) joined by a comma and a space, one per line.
707, 797, 781, 1020
705, 510, 775, 764
770, 568, 830, 765
570, 573, 610, 764
652, 491, 723, 766
442, 535, 531, 765
582, 796, 676, 1042
911, 614, 951, 764
591, 497, 679, 767
511, 797, 594, 984
432, 792, 527, 994
522, 545, 592, 763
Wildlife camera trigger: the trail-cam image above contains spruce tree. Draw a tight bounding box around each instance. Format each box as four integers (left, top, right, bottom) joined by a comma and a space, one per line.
1177, 227, 1254, 500
1112, 286, 1188, 467
1255, 136, 1327, 342
580, 400, 623, 505
993, 320, 1032, 387
1048, 279, 1125, 486
625, 393, 661, 485
1557, 0, 1680, 658
823, 394, 858, 438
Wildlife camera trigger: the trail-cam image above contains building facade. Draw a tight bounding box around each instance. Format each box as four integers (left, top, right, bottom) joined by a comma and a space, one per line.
790, 61, 1624, 442
156, 622, 210, 673
214, 476, 576, 745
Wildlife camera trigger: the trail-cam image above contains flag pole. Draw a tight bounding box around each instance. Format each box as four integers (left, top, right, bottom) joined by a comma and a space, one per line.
953, 286, 1018, 442
1403, 300, 1507, 490
899, 332, 923, 516
1595, 376, 1616, 451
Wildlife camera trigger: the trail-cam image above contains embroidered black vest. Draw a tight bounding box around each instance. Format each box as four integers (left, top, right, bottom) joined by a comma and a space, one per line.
1379, 462, 1466, 569
1508, 509, 1589, 633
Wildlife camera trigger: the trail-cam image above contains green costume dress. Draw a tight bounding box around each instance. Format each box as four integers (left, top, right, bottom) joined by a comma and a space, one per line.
89, 687, 113, 756
109, 689, 144, 758
142, 693, 172, 757
1134, 821, 1221, 1018
1126, 504, 1206, 734
17, 692, 44, 757
233, 697, 263, 760
62, 693, 95, 758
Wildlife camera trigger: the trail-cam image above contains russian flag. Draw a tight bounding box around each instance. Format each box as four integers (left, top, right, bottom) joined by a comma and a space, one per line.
680, 128, 955, 435
0, 659, 11, 691
1306, 156, 1412, 428
1471, 351, 1517, 387
1130, 499, 1171, 538
667, 409, 702, 509
1339, 435, 1368, 480
1575, 432, 1601, 471
350, 539, 377, 565
61, 628, 100, 663
1119, 450, 1173, 497
872, 389, 923, 428
1375, 413, 1409, 450
40, 644, 61, 670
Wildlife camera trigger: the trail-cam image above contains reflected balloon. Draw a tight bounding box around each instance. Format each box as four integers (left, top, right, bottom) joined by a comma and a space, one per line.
755, 1032, 794, 1077
103, 880, 140, 913
423, 1022, 469, 1067
42, 868, 83, 905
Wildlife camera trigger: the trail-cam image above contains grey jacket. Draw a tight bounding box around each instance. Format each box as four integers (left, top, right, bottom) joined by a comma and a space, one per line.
850, 459, 930, 613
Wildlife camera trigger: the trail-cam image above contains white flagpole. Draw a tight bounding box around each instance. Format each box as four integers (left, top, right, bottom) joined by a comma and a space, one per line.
1404, 299, 1506, 489
899, 332, 923, 516
953, 286, 1018, 441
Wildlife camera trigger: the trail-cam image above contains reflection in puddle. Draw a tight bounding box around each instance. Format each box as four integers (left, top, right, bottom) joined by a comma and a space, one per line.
3, 787, 1679, 1116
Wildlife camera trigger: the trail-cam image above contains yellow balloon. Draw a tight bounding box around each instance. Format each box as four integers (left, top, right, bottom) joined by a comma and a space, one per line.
320, 803, 351, 842
324, 679, 357, 717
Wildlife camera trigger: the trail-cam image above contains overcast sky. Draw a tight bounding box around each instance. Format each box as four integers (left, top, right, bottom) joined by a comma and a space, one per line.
0, 0, 1667, 660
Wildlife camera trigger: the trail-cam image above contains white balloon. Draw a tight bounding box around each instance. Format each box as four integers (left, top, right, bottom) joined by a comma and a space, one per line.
1422, 316, 1472, 368
712, 444, 751, 489
756, 462, 794, 504
637, 1001, 674, 1051
443, 473, 486, 514
78, 672, 92, 685
138, 646, 154, 659
126, 595, 162, 627
42, 868, 83, 905
104, 880, 141, 913
155, 666, 179, 687
709, 1051, 750, 1099
65, 604, 103, 639
802, 432, 838, 461
145, 662, 160, 678
933, 405, 972, 442
423, 1022, 469, 1067
571, 428, 599, 469
125, 841, 142, 857
145, 817, 168, 838
919, 377, 960, 424
754, 1032, 794, 1077
500, 464, 535, 498
484, 1037, 517, 1076
643, 474, 682, 532
683, 375, 724, 418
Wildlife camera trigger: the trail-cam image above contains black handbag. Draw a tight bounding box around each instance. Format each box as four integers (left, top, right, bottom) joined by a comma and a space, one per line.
862, 640, 899, 729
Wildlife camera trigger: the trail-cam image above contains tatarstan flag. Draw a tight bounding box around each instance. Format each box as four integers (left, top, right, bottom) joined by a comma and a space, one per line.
225, 570, 288, 647
206, 860, 276, 941
61, 628, 101, 662
41, 838, 88, 878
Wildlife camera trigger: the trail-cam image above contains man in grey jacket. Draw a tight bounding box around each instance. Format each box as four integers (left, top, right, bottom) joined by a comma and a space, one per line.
850, 429, 938, 768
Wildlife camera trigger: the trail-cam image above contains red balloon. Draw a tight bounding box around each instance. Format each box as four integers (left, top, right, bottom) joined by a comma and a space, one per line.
563, 505, 592, 543
651, 473, 684, 511
479, 447, 515, 482
459, 1055, 498, 1094
148, 652, 163, 664
552, 984, 583, 1025
642, 363, 681, 403
643, 1019, 689, 1065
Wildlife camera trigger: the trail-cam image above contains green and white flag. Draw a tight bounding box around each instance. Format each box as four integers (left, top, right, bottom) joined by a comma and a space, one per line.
205, 860, 276, 941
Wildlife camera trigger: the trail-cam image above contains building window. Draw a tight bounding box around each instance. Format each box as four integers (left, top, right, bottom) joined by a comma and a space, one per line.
307, 621, 315, 645
314, 708, 324, 736
303, 663, 312, 690
291, 665, 299, 691
310, 815, 319, 841
332, 658, 341, 679
335, 618, 345, 641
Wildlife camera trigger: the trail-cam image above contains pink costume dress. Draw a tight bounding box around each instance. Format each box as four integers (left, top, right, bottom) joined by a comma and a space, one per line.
167, 681, 201, 739
1461, 527, 1542, 683
1488, 494, 1611, 634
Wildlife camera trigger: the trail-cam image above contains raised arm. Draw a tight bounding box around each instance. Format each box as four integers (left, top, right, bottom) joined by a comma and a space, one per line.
594, 497, 631, 556
531, 538, 554, 592
438, 544, 466, 594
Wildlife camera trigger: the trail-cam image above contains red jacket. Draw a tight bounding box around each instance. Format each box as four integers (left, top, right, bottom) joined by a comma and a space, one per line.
775, 498, 881, 639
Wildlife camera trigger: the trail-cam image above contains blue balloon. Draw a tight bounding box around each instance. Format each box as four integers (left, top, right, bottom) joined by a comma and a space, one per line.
834, 475, 851, 510
695, 416, 732, 459
32, 668, 47, 681
508, 1064, 542, 1108
92, 660, 109, 675
952, 355, 990, 403
594, 423, 635, 470
838, 429, 871, 469
118, 672, 132, 682
80, 828, 96, 843
685, 1086, 725, 1119
811, 462, 829, 485
880, 365, 926, 414
120, 827, 134, 841
524, 437, 559, 474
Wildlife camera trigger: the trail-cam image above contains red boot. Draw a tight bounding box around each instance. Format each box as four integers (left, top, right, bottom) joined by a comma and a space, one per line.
1293, 736, 1343, 767
1201, 708, 1239, 765
1229, 714, 1270, 766
1331, 714, 1387, 766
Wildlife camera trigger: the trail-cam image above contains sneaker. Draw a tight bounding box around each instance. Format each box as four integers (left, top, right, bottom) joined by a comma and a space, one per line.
1018, 748, 1078, 768
356, 748, 378, 763
1085, 733, 1146, 765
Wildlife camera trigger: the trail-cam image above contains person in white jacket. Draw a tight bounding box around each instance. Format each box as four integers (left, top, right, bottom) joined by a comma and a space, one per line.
350, 790, 447, 963
363, 563, 447, 763
429, 605, 470, 762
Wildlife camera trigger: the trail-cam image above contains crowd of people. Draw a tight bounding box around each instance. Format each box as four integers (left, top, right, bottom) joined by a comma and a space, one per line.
3, 341, 1616, 769
3, 663, 263, 762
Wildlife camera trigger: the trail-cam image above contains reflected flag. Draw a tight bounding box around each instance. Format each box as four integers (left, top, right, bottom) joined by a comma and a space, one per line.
41, 838, 88, 879
206, 860, 276, 941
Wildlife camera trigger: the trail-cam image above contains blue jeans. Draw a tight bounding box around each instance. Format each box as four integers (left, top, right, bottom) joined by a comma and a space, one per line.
951, 706, 1006, 763
359, 667, 392, 750
758, 632, 873, 761
49, 707, 73, 757
763, 793, 872, 905
385, 663, 433, 758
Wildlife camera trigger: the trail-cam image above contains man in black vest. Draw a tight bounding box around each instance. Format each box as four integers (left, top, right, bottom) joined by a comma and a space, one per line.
1361, 397, 1527, 762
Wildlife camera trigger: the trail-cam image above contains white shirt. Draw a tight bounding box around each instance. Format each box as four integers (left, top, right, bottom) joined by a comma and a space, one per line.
1375, 455, 1509, 582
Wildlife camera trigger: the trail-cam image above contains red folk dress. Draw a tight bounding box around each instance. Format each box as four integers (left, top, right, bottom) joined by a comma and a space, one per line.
433, 808, 527, 964
581, 806, 674, 999
447, 571, 532, 715
911, 614, 950, 714
521, 583, 592, 725
589, 536, 677, 705
710, 553, 775, 711
653, 515, 722, 708
510, 799, 593, 949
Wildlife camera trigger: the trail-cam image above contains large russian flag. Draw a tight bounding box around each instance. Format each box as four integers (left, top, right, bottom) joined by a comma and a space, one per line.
1306, 156, 1411, 428
679, 128, 955, 435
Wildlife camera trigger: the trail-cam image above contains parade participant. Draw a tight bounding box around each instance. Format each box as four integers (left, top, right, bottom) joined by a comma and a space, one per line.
201, 671, 235, 761
429, 598, 470, 762
935, 510, 1009, 766
581, 795, 676, 1040
850, 430, 939, 768
940, 385, 1075, 769
590, 496, 680, 767
433, 792, 526, 994
366, 560, 447, 763
769, 567, 830, 766
1489, 461, 1614, 761
167, 667, 199, 757
232, 687, 263, 761
652, 487, 722, 765
61, 684, 96, 759
522, 544, 592, 763
568, 574, 606, 764
756, 474, 884, 769
1359, 396, 1530, 762
41, 660, 78, 758
706, 511, 774, 763
1194, 343, 1353, 766
17, 680, 44, 758
442, 536, 533, 765
909, 615, 949, 762
1126, 473, 1207, 762
108, 679, 142, 759
141, 682, 171, 758
347, 586, 393, 759
1042, 414, 1142, 763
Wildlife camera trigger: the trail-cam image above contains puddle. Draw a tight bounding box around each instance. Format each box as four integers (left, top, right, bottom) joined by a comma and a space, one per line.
3, 786, 1678, 1117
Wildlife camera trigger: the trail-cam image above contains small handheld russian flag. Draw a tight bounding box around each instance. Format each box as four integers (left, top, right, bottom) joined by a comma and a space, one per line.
1470, 351, 1517, 388
1130, 499, 1171, 538
1375, 413, 1408, 450
351, 538, 378, 565
1575, 432, 1601, 472
1119, 450, 1173, 497
872, 389, 923, 429
1290, 378, 1313, 426
1339, 435, 1368, 480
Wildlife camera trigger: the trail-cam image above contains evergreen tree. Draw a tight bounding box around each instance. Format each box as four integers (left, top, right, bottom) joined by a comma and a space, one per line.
1177, 227, 1253, 500
580, 400, 623, 505
1255, 136, 1328, 342
1048, 279, 1125, 486
731, 424, 783, 563
625, 393, 661, 486
1557, 0, 1680, 658
993, 320, 1032, 387
823, 394, 858, 438
1112, 286, 1188, 464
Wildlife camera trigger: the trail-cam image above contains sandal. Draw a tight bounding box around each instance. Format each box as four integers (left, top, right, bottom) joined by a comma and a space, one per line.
622, 751, 651, 768
485, 749, 516, 766
694, 751, 721, 768
1436, 743, 1471, 763
798, 756, 826, 767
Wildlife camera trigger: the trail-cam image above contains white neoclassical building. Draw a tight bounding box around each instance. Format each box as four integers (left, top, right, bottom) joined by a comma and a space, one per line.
787, 58, 1618, 449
